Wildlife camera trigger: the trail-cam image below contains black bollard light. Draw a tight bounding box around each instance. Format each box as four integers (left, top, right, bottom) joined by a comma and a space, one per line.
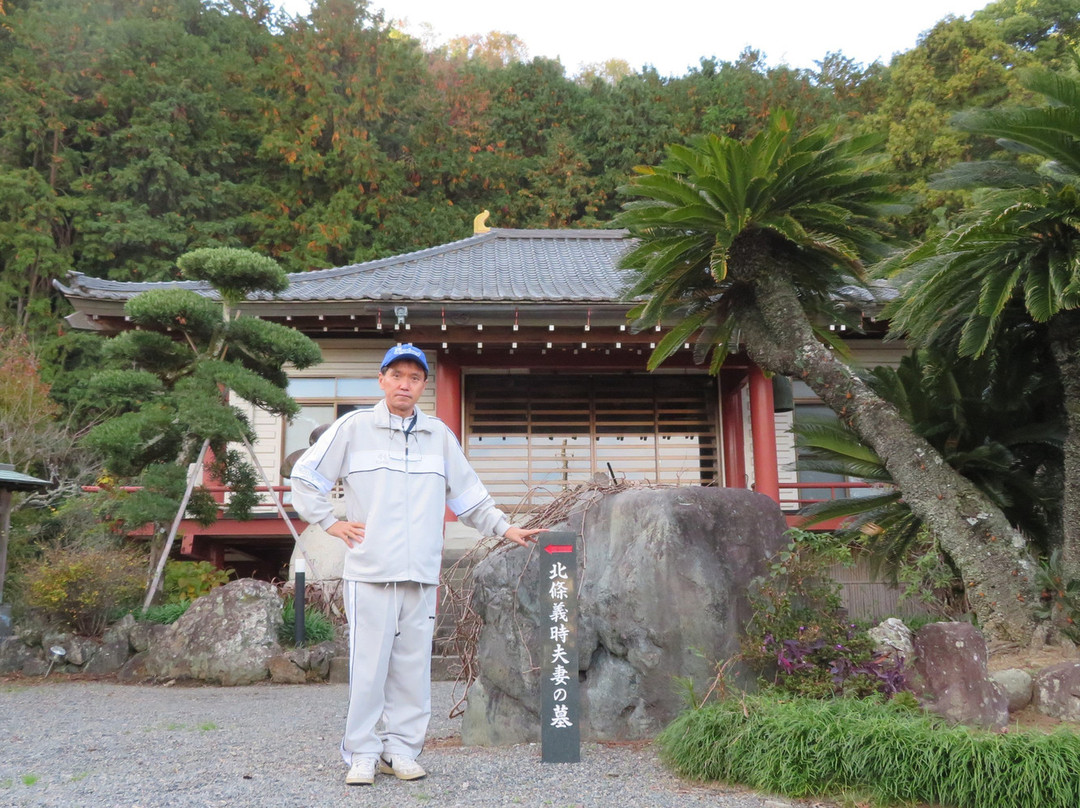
294, 557, 306, 647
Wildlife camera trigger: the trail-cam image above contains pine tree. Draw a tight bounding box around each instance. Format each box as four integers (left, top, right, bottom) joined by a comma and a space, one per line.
81, 248, 320, 533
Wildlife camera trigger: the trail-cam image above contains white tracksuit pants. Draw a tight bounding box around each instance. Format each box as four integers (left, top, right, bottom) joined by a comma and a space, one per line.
341, 580, 437, 764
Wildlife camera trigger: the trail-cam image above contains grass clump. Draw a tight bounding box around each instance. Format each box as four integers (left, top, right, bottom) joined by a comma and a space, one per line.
278, 596, 335, 647
138, 600, 191, 625
658, 694, 1080, 808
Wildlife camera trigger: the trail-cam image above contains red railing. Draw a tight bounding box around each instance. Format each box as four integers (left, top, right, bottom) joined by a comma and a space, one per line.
82, 483, 295, 514
83, 484, 292, 496
778, 481, 876, 510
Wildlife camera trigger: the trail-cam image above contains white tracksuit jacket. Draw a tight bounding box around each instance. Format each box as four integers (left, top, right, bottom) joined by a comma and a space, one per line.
289, 400, 511, 583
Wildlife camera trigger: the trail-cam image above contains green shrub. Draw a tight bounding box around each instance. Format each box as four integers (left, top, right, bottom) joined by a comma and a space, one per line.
21, 545, 147, 636
741, 528, 906, 698
895, 533, 970, 620
659, 694, 1080, 808
162, 560, 231, 604
1036, 548, 1080, 643
279, 596, 335, 647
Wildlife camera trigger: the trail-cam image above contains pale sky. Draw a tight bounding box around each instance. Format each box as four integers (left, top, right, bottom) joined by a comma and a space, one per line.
280, 1, 990, 76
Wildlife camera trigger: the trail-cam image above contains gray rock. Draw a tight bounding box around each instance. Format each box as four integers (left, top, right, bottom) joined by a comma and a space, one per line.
463, 679, 539, 747
868, 617, 915, 663
912, 622, 1008, 730
1034, 661, 1080, 722
463, 486, 788, 744
990, 668, 1033, 712
328, 656, 349, 684
143, 579, 283, 686
84, 635, 132, 675
268, 653, 307, 684
129, 620, 168, 653
117, 650, 150, 683
287, 646, 311, 669
304, 641, 337, 679
0, 636, 36, 674
16, 619, 45, 648
22, 655, 49, 676
103, 613, 137, 650
71, 635, 105, 668
42, 631, 81, 665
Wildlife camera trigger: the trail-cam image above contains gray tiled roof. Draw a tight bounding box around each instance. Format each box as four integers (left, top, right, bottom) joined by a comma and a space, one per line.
56, 229, 636, 304
0, 464, 50, 491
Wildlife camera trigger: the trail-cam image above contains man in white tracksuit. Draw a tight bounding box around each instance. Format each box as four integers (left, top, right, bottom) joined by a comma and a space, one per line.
290, 344, 542, 786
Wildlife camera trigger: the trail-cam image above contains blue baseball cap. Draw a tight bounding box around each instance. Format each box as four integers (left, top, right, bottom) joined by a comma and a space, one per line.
380, 343, 429, 376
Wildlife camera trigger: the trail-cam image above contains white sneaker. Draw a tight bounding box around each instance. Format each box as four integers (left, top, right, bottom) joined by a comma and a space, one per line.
345, 755, 377, 785
378, 754, 426, 780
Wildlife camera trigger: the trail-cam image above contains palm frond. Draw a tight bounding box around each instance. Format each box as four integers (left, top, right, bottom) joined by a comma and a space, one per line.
797, 490, 904, 528
646, 309, 713, 371
930, 160, 1043, 190
617, 109, 895, 367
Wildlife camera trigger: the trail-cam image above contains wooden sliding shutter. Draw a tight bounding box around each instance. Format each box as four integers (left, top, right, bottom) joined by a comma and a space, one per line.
465, 374, 718, 510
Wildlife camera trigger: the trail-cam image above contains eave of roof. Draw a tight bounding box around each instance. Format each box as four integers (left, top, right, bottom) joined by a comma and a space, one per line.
54, 228, 637, 306
0, 464, 50, 491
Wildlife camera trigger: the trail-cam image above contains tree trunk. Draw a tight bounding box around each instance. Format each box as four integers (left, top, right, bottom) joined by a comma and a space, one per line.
738, 271, 1040, 643
0, 490, 13, 604
1049, 311, 1080, 584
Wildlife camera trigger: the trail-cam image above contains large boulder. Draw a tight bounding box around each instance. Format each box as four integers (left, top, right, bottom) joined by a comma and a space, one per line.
143, 578, 283, 685
1034, 662, 1080, 722
912, 622, 1008, 730
463, 486, 788, 744
289, 519, 346, 583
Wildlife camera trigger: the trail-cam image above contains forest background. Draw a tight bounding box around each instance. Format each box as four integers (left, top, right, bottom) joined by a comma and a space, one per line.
4, 0, 1080, 624
6, 0, 1080, 339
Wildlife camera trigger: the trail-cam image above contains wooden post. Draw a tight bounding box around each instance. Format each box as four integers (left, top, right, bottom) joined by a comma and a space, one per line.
540, 531, 580, 763
142, 439, 211, 612
0, 489, 11, 604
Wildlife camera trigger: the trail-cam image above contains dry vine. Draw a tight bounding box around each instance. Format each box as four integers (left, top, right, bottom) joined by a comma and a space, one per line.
442, 477, 668, 718
277, 576, 346, 625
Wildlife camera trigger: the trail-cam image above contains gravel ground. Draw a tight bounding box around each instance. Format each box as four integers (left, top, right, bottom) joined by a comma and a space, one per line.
0, 679, 817, 808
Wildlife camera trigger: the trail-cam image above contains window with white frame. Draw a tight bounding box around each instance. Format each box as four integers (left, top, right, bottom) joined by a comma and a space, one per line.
284, 377, 383, 461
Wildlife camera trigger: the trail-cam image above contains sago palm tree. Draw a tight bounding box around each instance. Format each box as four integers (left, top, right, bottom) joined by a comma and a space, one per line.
616, 110, 1041, 641
884, 66, 1080, 582
797, 342, 1062, 575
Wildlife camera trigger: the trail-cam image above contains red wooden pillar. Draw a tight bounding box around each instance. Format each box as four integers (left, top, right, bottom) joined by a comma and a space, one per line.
720, 373, 747, 489
435, 353, 462, 521
748, 365, 780, 504
435, 353, 462, 437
